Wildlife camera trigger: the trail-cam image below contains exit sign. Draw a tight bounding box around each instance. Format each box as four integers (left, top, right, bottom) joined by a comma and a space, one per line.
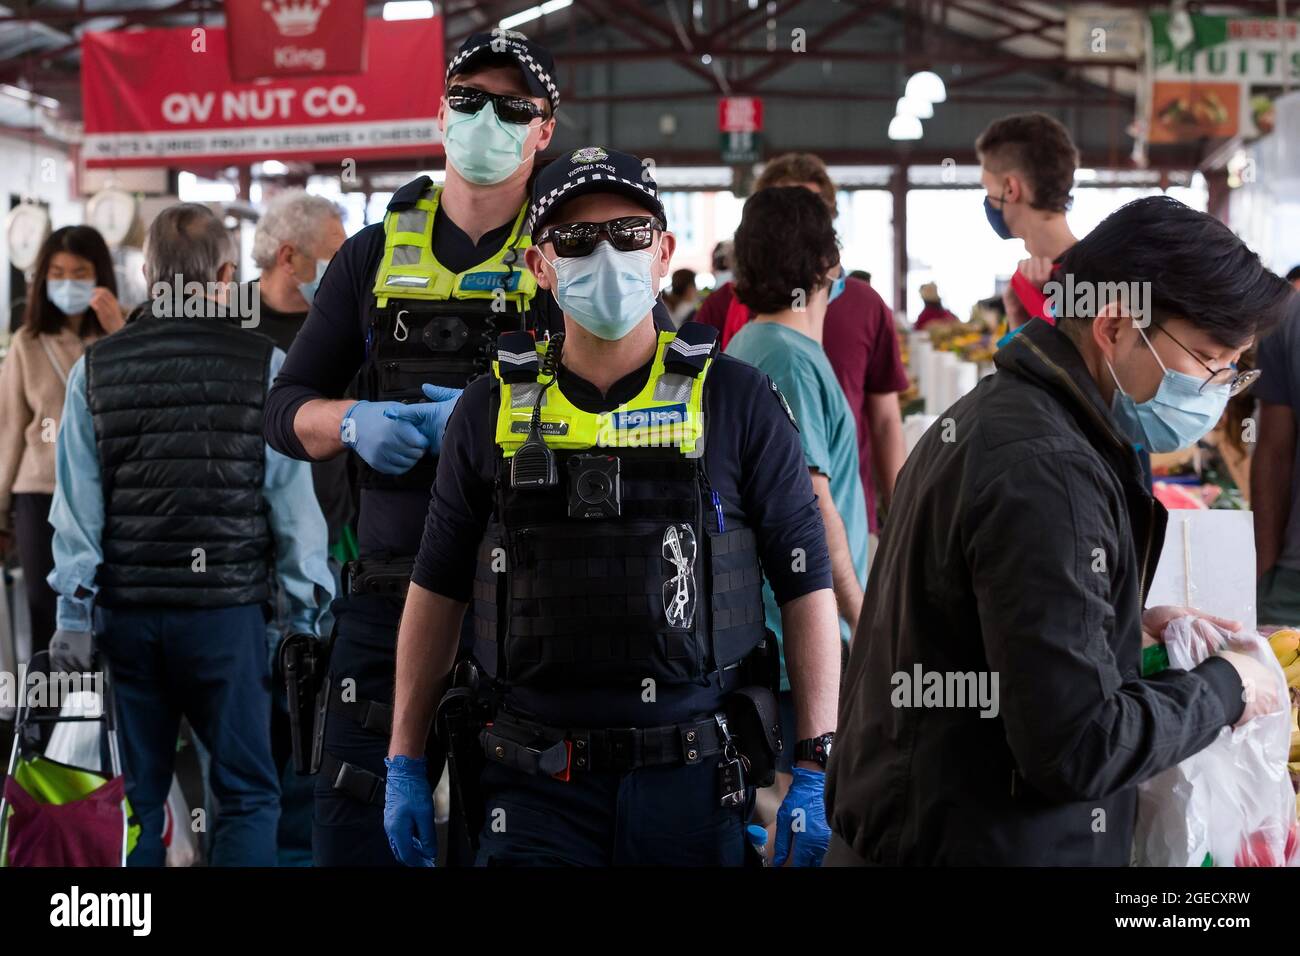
718, 96, 763, 133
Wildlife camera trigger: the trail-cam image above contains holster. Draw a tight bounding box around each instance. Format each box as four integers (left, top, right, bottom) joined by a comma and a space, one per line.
725, 632, 784, 789
436, 658, 494, 865
278, 631, 329, 775
305, 622, 340, 776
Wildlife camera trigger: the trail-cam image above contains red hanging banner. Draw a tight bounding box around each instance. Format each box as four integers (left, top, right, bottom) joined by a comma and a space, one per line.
223, 0, 367, 81
81, 18, 442, 168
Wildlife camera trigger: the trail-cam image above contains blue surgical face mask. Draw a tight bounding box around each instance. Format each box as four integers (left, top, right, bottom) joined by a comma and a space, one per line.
984, 191, 1014, 240
47, 279, 96, 316
828, 270, 847, 305
443, 104, 534, 185
297, 258, 330, 306
543, 238, 660, 341
1107, 327, 1231, 453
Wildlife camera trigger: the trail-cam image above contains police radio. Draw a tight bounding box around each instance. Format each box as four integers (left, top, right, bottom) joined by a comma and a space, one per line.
510, 333, 563, 490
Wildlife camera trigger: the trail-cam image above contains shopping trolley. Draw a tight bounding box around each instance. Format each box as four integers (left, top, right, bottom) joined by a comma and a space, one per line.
0, 650, 137, 866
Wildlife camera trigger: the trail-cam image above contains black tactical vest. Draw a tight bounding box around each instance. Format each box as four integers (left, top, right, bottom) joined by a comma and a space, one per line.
84, 316, 274, 609
470, 329, 767, 690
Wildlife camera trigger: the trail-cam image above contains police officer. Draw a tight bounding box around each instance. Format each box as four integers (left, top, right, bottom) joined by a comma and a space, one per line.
384, 147, 841, 866
262, 29, 562, 866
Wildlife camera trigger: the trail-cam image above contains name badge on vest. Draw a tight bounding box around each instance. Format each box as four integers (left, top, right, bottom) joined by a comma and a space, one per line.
511, 420, 569, 436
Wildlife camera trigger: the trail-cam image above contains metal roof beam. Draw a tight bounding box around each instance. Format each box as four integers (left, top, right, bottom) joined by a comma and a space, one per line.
571, 0, 721, 91
0, 0, 214, 23
732, 0, 895, 92
565, 85, 1128, 108
944, 1, 1062, 46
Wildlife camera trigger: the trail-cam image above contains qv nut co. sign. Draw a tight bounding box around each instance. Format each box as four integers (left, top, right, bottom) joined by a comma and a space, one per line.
80, 16, 442, 167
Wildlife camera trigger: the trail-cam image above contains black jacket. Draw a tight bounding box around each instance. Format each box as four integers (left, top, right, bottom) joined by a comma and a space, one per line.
825, 319, 1245, 866
85, 315, 274, 609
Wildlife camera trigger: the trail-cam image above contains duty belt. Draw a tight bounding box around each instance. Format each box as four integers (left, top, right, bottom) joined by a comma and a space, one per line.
485, 711, 729, 778
342, 556, 416, 598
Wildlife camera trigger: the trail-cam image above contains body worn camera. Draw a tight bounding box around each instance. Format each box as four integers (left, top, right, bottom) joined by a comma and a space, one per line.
567, 454, 621, 519
422, 314, 471, 353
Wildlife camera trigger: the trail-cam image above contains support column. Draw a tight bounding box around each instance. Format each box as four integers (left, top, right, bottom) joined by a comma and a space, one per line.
891, 160, 909, 320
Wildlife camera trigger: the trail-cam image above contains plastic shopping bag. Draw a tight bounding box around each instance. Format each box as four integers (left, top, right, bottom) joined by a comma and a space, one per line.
1135, 617, 1297, 867
45, 688, 106, 772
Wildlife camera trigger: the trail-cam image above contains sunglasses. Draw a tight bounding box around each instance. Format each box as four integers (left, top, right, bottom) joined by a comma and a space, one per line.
535, 217, 665, 258
446, 85, 545, 125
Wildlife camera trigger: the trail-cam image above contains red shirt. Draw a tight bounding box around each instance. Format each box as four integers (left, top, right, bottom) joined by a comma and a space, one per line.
697, 279, 908, 531
914, 303, 959, 329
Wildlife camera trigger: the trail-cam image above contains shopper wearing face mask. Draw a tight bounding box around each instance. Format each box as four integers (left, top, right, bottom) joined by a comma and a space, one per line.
250, 191, 347, 343
975, 112, 1080, 345
247, 190, 350, 865
251, 191, 355, 556
261, 30, 565, 867
384, 147, 842, 867
826, 197, 1294, 866
723, 187, 865, 864
0, 225, 124, 656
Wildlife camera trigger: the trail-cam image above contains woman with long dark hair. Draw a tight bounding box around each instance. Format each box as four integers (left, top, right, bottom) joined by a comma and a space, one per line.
0, 225, 126, 654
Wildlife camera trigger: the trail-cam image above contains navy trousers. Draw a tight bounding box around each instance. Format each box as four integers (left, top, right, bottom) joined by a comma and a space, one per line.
311, 594, 404, 866
100, 603, 279, 867
474, 758, 750, 866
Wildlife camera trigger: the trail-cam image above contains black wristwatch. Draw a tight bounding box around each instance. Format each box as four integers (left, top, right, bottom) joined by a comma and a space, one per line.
794, 733, 835, 769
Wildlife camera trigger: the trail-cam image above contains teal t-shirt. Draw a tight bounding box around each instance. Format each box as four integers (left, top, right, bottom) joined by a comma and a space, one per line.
725, 320, 869, 690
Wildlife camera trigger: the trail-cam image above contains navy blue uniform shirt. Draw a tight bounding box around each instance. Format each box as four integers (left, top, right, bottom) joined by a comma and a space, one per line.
262, 176, 565, 558
412, 344, 833, 726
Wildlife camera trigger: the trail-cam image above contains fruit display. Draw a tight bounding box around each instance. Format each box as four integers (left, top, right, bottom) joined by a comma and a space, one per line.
896, 332, 919, 407
1157, 89, 1229, 130
1265, 629, 1300, 769
1263, 628, 1300, 834
924, 324, 996, 365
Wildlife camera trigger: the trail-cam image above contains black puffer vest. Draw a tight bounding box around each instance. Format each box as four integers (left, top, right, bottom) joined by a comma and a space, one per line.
84, 315, 274, 609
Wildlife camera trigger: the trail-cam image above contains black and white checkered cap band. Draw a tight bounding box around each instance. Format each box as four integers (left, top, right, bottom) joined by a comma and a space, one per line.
445, 41, 560, 112
529, 173, 661, 232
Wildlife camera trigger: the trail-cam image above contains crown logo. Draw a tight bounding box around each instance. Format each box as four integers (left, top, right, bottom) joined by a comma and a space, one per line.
262, 0, 327, 37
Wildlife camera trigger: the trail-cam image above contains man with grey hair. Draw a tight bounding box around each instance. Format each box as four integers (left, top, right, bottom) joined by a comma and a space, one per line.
250, 190, 346, 341
249, 191, 353, 580
250, 191, 350, 866
46, 201, 335, 866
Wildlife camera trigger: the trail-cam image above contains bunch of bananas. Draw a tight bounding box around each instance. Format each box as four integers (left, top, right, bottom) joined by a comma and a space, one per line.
1267, 629, 1300, 816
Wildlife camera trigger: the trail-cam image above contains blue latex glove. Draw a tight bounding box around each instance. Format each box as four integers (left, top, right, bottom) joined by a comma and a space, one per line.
340, 400, 428, 474
383, 384, 463, 457
383, 755, 436, 867
774, 767, 830, 867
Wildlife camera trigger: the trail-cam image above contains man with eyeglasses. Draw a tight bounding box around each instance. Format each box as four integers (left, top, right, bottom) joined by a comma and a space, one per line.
262, 29, 564, 867
826, 196, 1294, 866
384, 147, 842, 866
